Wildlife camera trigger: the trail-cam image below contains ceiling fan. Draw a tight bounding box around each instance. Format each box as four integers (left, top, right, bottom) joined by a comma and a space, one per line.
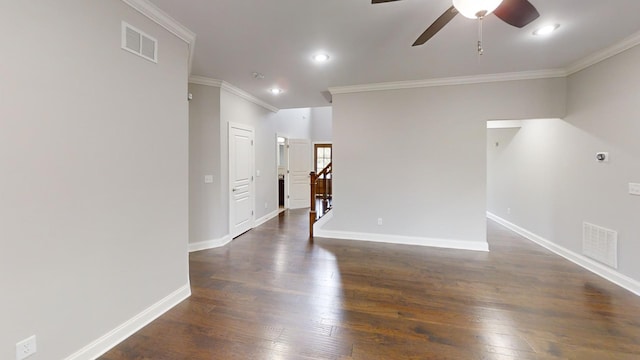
372, 0, 540, 51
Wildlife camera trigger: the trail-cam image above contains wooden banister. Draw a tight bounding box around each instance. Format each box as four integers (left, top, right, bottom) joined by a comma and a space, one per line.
309, 162, 332, 238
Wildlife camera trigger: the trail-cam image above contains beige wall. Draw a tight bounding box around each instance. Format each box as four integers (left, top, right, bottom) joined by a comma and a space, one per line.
0, 1, 190, 359
324, 78, 566, 248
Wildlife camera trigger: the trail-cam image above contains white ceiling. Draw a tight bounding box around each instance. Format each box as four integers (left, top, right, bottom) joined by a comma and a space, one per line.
148, 0, 640, 109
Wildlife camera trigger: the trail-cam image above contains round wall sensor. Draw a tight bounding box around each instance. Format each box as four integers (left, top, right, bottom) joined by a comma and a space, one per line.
596, 152, 608, 162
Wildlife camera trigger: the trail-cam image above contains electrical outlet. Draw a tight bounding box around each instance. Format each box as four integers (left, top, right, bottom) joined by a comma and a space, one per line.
629, 183, 640, 196
377, 218, 383, 225
264, 202, 268, 209
204, 175, 213, 184
507, 208, 511, 214
16, 335, 37, 360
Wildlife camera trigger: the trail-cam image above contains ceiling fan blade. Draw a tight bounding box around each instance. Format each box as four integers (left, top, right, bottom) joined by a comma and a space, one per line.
494, 0, 540, 28
412, 6, 458, 47
372, 0, 401, 4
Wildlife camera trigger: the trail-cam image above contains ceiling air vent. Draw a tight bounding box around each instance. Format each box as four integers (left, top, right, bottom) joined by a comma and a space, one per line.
583, 222, 618, 268
121, 21, 157, 63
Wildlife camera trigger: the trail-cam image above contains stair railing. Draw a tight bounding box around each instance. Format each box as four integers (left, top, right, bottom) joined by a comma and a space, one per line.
309, 162, 332, 238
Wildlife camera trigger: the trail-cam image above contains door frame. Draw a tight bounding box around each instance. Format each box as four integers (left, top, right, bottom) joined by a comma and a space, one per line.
228, 122, 255, 238
313, 142, 333, 173
313, 142, 332, 197
276, 134, 290, 209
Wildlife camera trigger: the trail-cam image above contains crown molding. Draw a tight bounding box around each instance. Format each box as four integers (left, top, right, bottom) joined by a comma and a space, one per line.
189, 76, 223, 88
329, 30, 640, 96
121, 0, 196, 73
328, 69, 567, 95
566, 30, 640, 76
221, 82, 279, 113
189, 76, 279, 113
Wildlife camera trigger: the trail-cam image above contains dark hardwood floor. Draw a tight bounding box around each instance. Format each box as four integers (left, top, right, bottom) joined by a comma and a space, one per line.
101, 209, 640, 359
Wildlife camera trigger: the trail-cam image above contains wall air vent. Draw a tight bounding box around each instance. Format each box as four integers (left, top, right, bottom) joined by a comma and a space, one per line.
121, 22, 157, 63
583, 222, 618, 268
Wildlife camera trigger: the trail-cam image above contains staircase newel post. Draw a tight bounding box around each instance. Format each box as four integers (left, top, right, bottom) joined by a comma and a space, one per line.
309, 171, 316, 238
322, 174, 328, 211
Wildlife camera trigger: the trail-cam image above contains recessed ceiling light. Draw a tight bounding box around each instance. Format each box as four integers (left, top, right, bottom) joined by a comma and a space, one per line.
312, 53, 330, 62
269, 88, 283, 95
533, 24, 560, 36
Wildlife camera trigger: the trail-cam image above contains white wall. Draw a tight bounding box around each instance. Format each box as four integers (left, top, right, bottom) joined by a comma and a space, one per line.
311, 106, 333, 142
274, 108, 312, 139
322, 78, 566, 249
273, 106, 333, 141
0, 1, 190, 359
488, 44, 640, 286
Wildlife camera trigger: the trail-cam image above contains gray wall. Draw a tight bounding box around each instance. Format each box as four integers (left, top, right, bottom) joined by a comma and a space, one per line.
488, 44, 640, 284
188, 83, 279, 244
0, 1, 190, 359
188, 93, 333, 245
325, 78, 566, 247
220, 89, 279, 223
189, 84, 224, 241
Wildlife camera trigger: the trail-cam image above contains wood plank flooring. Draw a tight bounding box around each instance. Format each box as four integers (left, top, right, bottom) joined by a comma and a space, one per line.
101, 209, 640, 359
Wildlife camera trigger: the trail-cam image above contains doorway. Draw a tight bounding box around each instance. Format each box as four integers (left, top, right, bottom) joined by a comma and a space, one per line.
277, 136, 288, 210
314, 143, 332, 196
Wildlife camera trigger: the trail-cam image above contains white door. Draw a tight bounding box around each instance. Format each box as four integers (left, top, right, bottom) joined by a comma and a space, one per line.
289, 139, 311, 209
229, 124, 254, 237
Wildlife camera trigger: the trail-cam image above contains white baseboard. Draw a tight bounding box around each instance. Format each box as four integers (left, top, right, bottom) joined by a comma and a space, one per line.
486, 212, 640, 296
313, 209, 334, 232
188, 211, 279, 253
255, 209, 280, 227
314, 212, 488, 252
188, 235, 232, 252
65, 283, 191, 360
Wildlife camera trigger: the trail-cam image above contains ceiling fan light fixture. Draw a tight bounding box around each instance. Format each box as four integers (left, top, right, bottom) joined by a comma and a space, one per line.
312, 53, 330, 62
533, 24, 560, 36
452, 0, 504, 19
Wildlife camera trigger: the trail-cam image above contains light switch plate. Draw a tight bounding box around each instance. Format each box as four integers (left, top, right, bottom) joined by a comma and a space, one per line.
629, 183, 640, 196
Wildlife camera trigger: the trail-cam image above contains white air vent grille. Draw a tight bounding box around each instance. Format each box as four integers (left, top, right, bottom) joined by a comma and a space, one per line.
121, 22, 157, 63
583, 222, 617, 268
